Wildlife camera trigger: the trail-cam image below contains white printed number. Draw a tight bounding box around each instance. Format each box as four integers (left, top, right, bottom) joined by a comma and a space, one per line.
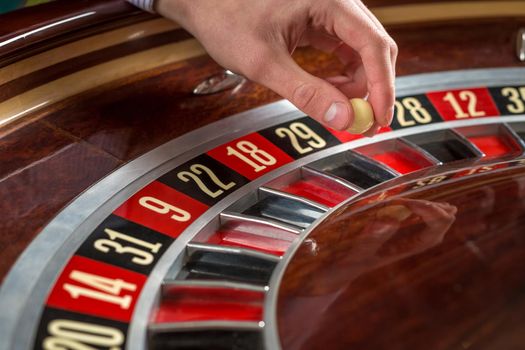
178, 164, 235, 198
139, 196, 191, 222
443, 91, 485, 119
413, 175, 447, 189
395, 97, 433, 127
501, 86, 525, 114
227, 140, 276, 172
275, 122, 326, 154
43, 319, 124, 350
63, 271, 137, 309
94, 228, 162, 266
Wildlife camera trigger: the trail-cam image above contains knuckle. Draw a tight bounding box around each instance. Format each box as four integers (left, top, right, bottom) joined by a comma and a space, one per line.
372, 82, 395, 101
367, 29, 390, 52
292, 83, 319, 111
242, 52, 272, 82
389, 39, 399, 55
332, 0, 349, 13
376, 34, 390, 52
384, 86, 396, 103
384, 83, 396, 95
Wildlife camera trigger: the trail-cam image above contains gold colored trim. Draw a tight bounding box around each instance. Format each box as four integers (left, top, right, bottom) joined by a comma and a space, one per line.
374, 1, 525, 25
0, 18, 177, 85
0, 40, 204, 127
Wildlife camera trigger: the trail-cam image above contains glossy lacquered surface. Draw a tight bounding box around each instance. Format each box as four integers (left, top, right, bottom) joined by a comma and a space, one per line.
0, 5, 524, 284
0, 0, 146, 66
278, 165, 525, 350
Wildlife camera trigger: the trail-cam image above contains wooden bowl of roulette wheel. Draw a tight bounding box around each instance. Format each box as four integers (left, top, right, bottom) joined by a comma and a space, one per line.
0, 1, 525, 349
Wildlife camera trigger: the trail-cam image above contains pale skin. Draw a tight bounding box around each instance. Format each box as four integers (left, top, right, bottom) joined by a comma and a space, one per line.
156, 0, 398, 135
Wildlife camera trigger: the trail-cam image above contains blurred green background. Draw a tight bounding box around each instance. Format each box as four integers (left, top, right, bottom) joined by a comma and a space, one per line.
0, 0, 54, 14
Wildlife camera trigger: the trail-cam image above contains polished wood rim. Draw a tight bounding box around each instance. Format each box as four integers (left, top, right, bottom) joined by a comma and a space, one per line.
0, 38, 203, 127
0, 1, 524, 128
375, 1, 525, 25
0, 18, 176, 86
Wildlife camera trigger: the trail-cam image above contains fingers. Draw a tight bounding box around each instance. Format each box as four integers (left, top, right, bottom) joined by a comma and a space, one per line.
332, 1, 397, 127
299, 28, 342, 52
326, 73, 367, 99
363, 123, 380, 137
360, 217, 400, 252
245, 49, 354, 130
334, 51, 368, 98
354, 1, 398, 78
305, 30, 368, 99
402, 200, 457, 233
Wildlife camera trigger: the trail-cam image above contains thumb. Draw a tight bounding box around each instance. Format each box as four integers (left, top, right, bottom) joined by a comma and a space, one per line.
247, 50, 354, 130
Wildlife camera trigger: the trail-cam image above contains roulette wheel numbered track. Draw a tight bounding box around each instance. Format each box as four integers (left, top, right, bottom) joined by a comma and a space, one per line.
3, 68, 525, 349
1, 1, 525, 349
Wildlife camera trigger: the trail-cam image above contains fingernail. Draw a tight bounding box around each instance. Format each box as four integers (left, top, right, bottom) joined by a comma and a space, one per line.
324, 102, 349, 130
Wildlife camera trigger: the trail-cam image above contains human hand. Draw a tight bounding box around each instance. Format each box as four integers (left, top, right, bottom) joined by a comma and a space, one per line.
156, 0, 397, 133
375, 199, 457, 259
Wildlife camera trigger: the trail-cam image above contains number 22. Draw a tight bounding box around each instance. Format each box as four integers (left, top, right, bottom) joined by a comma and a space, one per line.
177, 164, 235, 198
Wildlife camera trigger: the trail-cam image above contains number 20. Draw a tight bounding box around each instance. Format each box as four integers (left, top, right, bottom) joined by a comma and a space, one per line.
43, 319, 124, 350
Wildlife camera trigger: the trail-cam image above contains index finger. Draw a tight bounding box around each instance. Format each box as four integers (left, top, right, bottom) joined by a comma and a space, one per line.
331, 2, 396, 126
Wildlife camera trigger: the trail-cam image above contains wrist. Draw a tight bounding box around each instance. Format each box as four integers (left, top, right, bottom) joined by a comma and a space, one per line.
156, 0, 194, 29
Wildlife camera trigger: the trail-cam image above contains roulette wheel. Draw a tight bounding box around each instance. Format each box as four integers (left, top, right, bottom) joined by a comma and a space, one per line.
1, 0, 525, 349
